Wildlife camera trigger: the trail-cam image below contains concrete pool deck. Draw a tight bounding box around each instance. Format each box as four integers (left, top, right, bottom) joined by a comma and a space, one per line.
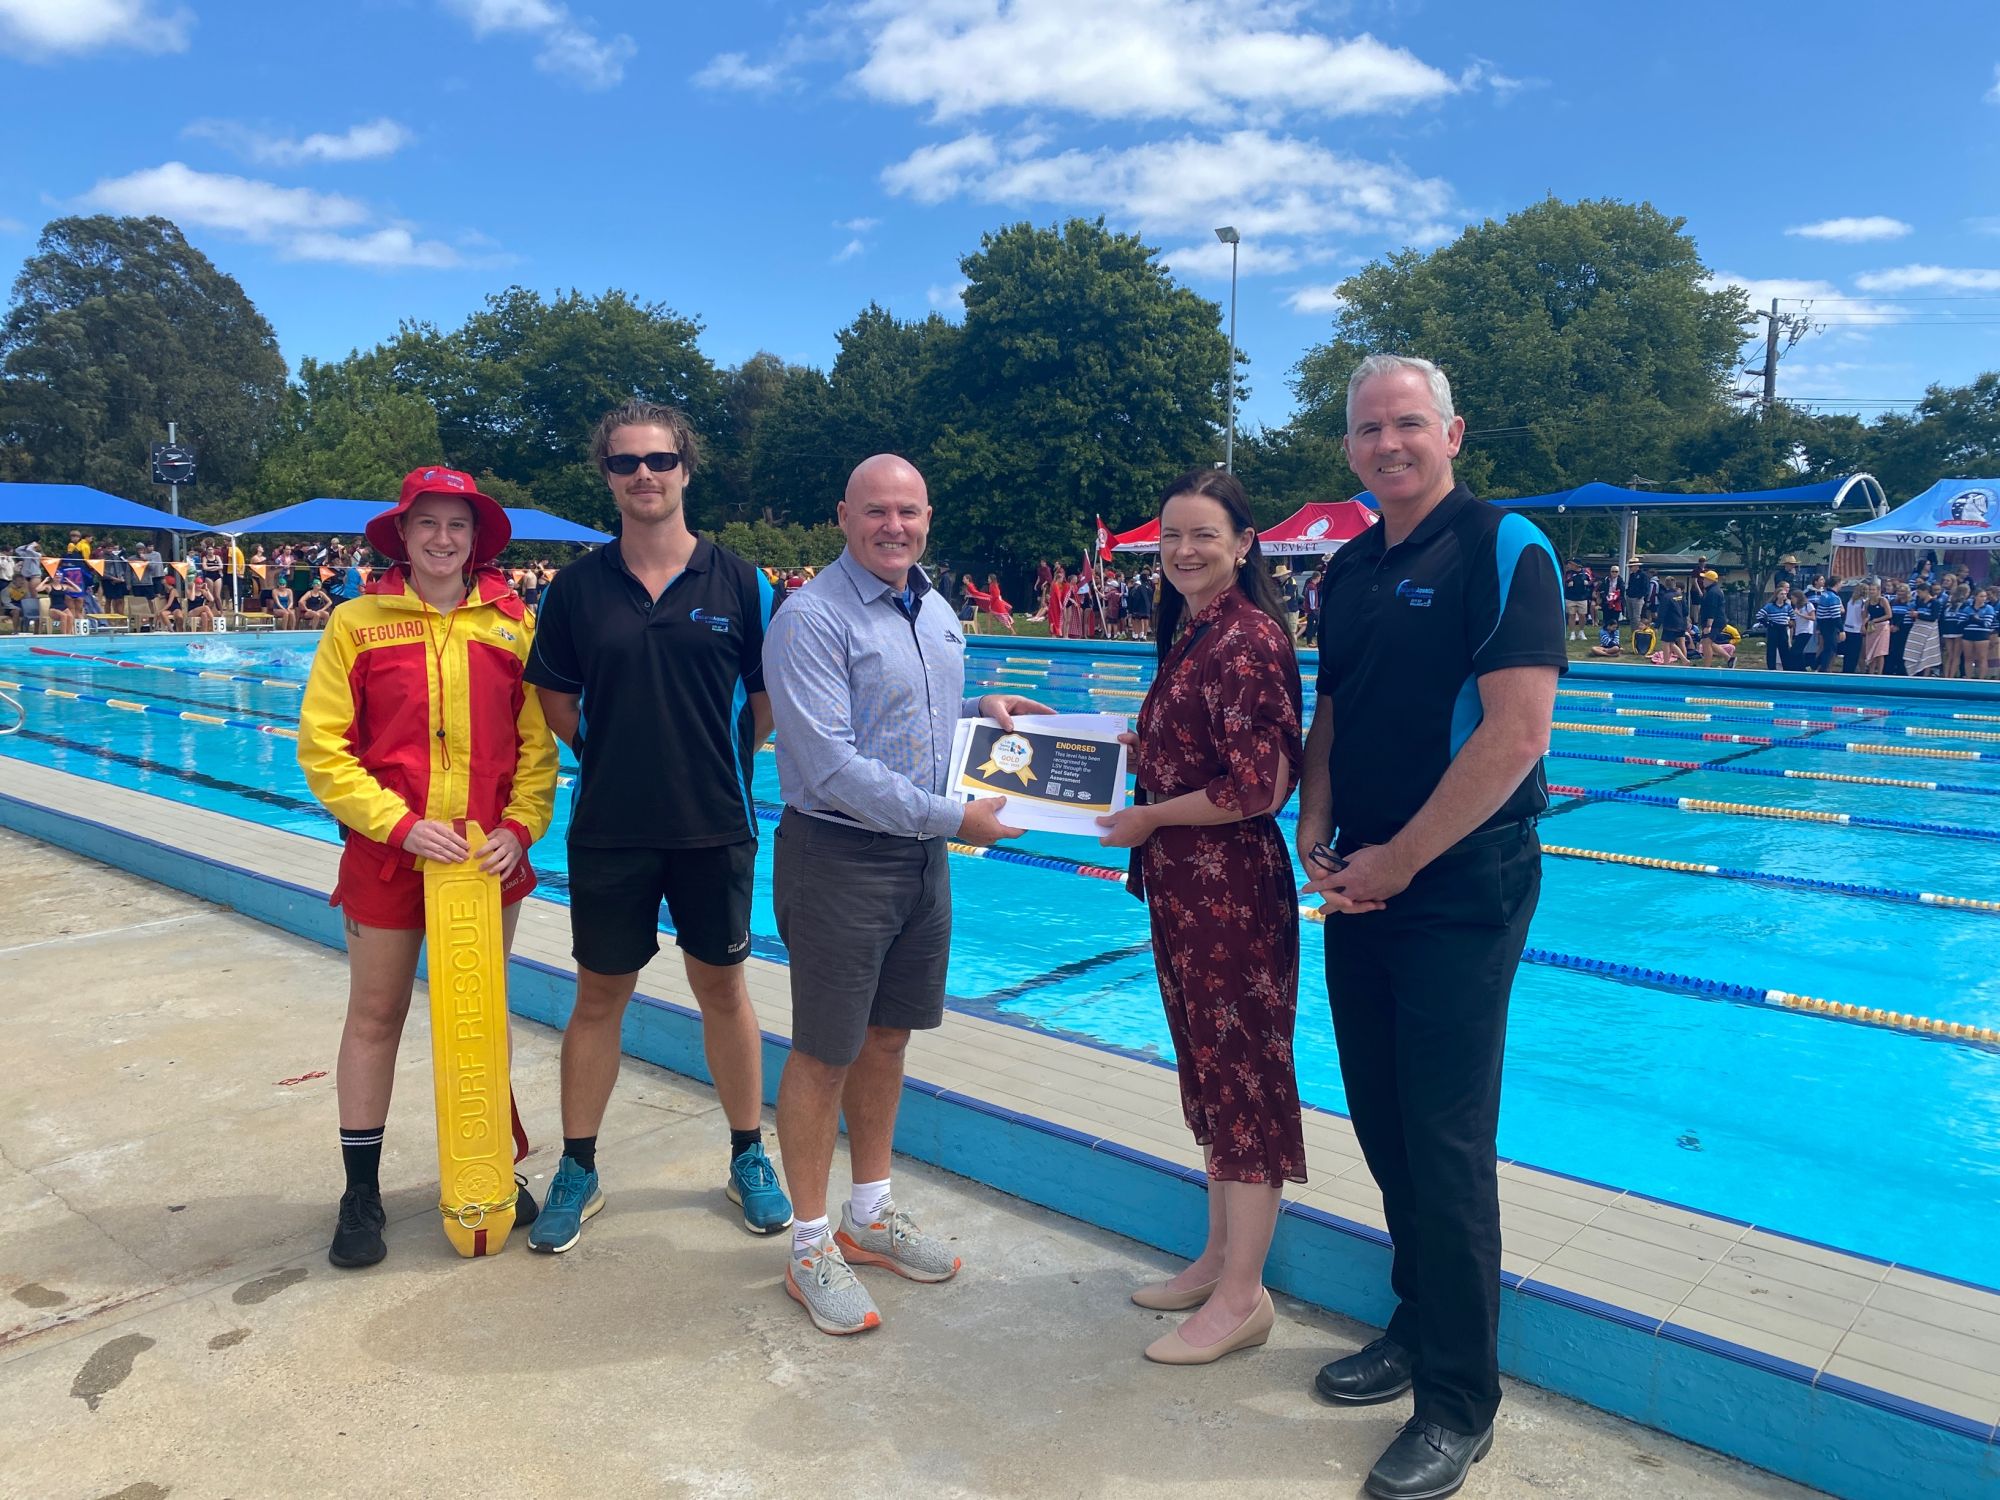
0, 829, 1831, 1500
1, 747, 1997, 1498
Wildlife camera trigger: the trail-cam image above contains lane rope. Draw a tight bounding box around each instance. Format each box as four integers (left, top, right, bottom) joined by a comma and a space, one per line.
1541, 782, 2000, 842
29, 645, 305, 690
0, 677, 299, 739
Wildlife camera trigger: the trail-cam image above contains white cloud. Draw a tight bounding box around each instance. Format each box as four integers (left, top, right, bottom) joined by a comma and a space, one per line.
1785, 216, 1912, 243
695, 51, 789, 90
847, 0, 1457, 123
534, 23, 631, 88
832, 238, 866, 263
881, 132, 1000, 203
284, 227, 464, 270
446, 0, 561, 32
442, 0, 631, 89
1158, 240, 1299, 279
79, 162, 474, 270
837, 216, 881, 232
927, 279, 969, 310
0, 0, 190, 58
1970, 216, 2000, 236
1286, 284, 1348, 314
883, 129, 1455, 243
0, 215, 26, 234
1707, 271, 1842, 308
1986, 64, 2000, 105
1855, 264, 2000, 293
84, 162, 370, 238
184, 118, 415, 167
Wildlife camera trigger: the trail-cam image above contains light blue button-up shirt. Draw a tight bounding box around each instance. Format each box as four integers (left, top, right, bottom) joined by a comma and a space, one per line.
765, 549, 983, 838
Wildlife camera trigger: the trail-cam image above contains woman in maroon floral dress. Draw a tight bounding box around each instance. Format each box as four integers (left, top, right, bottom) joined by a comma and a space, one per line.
1098, 469, 1305, 1366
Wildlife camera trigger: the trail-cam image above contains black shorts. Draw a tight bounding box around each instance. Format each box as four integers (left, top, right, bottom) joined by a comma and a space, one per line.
567, 840, 755, 972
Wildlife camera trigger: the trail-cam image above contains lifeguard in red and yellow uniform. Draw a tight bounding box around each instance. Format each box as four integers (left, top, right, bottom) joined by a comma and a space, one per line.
298, 466, 559, 1269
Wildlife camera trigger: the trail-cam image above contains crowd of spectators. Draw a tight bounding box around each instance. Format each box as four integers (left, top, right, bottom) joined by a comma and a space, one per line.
1, 529, 569, 636
1562, 549, 1992, 677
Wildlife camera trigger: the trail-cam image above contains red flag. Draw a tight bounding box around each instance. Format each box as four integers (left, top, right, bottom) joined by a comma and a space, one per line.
1094, 515, 1114, 562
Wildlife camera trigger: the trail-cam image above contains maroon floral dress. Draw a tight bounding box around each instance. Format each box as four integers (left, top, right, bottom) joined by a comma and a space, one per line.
1136, 587, 1306, 1186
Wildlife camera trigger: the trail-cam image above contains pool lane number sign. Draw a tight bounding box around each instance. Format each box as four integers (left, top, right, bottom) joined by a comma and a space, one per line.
952, 713, 1129, 837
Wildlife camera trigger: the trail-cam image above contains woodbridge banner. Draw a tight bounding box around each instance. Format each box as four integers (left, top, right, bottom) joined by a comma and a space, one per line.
1832, 479, 2000, 550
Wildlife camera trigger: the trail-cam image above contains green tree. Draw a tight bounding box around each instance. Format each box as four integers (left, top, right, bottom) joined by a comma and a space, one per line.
707, 351, 795, 522
1290, 197, 1748, 498
384, 287, 722, 532
1865, 372, 2000, 500
251, 353, 442, 507
1230, 424, 1353, 527
926, 219, 1229, 570
0, 215, 288, 510
750, 364, 847, 523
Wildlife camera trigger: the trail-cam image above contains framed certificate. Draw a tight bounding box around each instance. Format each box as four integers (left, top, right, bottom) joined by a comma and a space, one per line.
948, 712, 1130, 836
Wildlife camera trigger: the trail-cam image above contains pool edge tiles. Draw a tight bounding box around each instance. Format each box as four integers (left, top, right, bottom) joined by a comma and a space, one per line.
2, 757, 1996, 1499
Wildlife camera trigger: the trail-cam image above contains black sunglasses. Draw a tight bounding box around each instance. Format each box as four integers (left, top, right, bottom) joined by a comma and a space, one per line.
603, 451, 682, 476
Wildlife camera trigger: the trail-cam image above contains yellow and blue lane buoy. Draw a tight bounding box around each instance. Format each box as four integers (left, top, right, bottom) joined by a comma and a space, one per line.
422, 823, 518, 1258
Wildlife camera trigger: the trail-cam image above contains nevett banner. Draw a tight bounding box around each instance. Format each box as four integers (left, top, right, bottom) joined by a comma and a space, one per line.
950, 712, 1129, 837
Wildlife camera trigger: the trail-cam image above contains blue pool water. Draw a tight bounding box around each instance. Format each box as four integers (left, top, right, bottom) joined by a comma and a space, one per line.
4, 633, 1999, 1287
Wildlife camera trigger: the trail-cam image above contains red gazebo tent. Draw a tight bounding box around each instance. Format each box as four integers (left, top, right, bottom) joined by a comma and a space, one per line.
1259, 499, 1378, 555
1108, 517, 1161, 553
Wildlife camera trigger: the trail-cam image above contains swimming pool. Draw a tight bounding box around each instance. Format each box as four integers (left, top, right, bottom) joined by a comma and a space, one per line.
4, 632, 1998, 1288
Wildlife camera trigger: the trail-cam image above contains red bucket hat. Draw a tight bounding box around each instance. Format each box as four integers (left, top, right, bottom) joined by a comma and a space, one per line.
367, 467, 512, 567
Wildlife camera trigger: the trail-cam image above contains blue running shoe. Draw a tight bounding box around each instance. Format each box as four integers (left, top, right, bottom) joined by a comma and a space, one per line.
527, 1155, 602, 1253
724, 1143, 793, 1235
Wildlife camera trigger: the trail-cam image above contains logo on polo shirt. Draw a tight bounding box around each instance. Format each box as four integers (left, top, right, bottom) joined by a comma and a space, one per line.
944, 630, 963, 644
689, 607, 732, 633
1395, 578, 1436, 607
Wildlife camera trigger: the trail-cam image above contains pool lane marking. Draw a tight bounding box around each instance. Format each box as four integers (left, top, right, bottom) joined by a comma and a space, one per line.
10, 732, 1991, 1054
2, 662, 299, 722
29, 645, 305, 690
1537, 840, 2000, 914
1553, 720, 2000, 763
1546, 748, 2000, 798
0, 679, 299, 739
1541, 782, 2000, 842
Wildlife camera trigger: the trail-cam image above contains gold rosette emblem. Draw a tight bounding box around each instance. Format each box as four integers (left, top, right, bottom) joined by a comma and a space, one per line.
976, 732, 1037, 785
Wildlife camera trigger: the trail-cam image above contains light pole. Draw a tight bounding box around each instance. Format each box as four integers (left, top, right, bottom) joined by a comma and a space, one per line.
1214, 226, 1239, 472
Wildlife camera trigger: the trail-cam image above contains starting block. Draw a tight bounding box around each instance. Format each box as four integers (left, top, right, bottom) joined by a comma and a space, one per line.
422, 821, 518, 1257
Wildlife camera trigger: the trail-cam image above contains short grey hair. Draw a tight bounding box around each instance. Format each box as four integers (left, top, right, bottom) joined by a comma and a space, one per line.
1345, 353, 1456, 430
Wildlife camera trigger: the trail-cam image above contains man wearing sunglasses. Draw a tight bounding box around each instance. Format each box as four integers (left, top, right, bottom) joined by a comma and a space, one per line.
523, 400, 793, 1255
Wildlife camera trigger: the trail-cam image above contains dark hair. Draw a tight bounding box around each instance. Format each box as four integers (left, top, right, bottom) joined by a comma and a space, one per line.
1152, 469, 1289, 658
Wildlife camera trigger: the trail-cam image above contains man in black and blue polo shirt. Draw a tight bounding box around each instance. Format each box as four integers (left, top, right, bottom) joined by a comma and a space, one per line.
1297, 355, 1563, 1500
524, 401, 792, 1253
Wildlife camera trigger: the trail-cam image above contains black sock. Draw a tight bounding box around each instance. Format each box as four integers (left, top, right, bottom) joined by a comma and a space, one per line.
564, 1136, 597, 1173
340, 1127, 384, 1192
730, 1127, 763, 1159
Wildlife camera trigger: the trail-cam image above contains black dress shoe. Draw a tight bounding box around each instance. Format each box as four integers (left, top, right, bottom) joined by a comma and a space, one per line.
1364, 1418, 1493, 1500
1313, 1336, 1414, 1404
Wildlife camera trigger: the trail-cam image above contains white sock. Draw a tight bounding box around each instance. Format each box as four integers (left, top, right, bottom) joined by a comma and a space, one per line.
849, 1178, 892, 1225
792, 1215, 829, 1257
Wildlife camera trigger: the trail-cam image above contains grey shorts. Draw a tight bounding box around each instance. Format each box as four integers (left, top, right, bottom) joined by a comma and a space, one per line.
772, 809, 951, 1066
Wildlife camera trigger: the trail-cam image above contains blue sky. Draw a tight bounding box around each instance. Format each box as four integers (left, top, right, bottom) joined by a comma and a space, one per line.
2, 0, 1997, 438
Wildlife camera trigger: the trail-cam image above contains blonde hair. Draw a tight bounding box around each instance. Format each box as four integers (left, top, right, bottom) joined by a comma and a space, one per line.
588, 401, 700, 476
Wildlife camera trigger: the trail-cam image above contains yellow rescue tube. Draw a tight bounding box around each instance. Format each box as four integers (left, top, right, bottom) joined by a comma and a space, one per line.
423, 821, 517, 1257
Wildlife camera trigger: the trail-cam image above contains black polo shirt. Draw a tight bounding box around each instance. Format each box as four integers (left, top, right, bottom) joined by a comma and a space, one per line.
1314, 484, 1566, 848
525, 536, 774, 850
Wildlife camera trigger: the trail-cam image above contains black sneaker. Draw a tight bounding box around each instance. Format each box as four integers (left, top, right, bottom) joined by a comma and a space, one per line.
514, 1173, 539, 1229
329, 1184, 386, 1268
